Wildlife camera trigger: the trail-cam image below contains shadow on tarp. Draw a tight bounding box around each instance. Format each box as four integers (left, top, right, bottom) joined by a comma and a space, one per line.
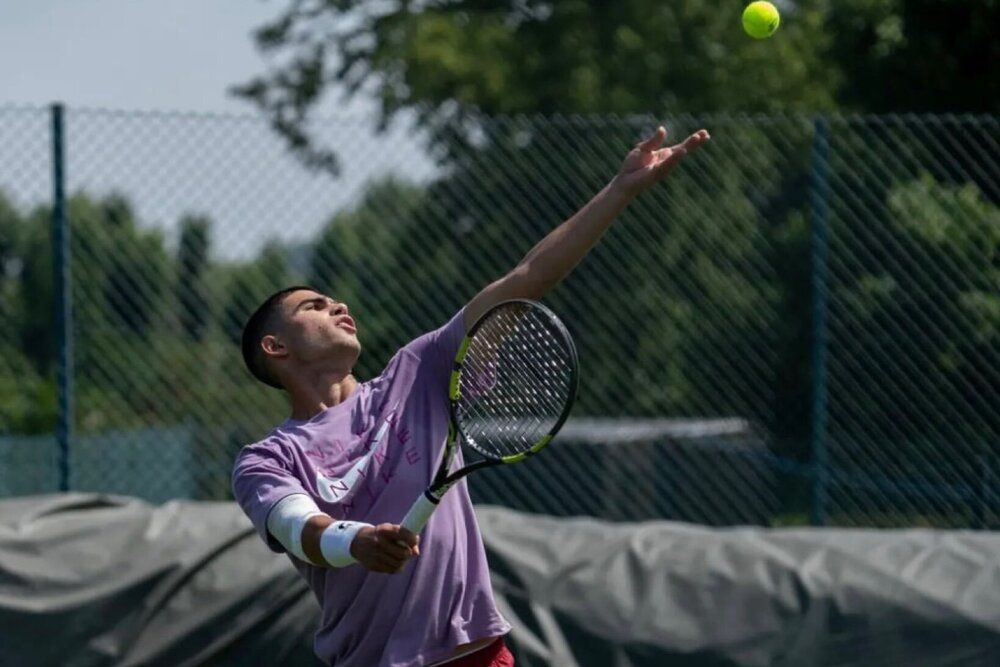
0, 494, 321, 667
1, 495, 999, 666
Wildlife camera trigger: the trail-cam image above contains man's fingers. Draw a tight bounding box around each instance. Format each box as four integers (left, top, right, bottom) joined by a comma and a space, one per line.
653, 130, 710, 175
380, 539, 413, 561
679, 129, 710, 153
659, 130, 709, 158
397, 527, 419, 547
685, 129, 710, 149
380, 524, 419, 548
370, 553, 407, 573
395, 540, 420, 556
637, 126, 667, 151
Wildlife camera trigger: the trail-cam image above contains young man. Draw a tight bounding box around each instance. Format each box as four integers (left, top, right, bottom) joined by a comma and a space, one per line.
232, 126, 709, 667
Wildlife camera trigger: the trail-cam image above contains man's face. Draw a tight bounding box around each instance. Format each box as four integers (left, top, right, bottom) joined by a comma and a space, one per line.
277, 289, 361, 366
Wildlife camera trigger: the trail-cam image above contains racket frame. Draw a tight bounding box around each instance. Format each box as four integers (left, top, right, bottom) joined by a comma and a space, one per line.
401, 299, 578, 531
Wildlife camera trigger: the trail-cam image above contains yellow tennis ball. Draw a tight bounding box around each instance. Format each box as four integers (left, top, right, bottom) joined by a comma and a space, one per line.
742, 1, 780, 39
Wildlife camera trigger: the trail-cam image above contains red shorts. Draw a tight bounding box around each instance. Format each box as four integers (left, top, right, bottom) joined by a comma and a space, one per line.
441, 637, 514, 667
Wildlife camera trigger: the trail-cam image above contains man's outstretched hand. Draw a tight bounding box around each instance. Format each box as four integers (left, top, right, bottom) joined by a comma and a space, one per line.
351, 523, 420, 574
613, 127, 710, 198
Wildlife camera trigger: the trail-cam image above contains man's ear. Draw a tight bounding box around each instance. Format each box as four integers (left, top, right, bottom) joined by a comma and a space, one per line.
261, 334, 288, 359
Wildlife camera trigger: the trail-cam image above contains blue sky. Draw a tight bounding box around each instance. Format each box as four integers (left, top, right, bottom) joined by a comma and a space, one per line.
2, 0, 295, 113
0, 1, 432, 261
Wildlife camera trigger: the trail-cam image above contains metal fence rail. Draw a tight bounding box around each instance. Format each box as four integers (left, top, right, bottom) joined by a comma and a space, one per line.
0, 105, 996, 527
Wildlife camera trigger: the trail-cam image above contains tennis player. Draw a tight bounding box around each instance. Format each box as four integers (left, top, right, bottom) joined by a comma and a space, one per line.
232, 126, 709, 667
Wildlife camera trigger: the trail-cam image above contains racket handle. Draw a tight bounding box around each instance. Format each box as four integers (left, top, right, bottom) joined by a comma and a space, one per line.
401, 491, 439, 533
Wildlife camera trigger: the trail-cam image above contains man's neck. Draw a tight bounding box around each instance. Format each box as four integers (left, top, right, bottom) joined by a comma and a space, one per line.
288, 374, 358, 421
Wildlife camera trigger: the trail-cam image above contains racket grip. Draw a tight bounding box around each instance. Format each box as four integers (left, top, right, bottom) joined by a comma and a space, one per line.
401, 491, 439, 533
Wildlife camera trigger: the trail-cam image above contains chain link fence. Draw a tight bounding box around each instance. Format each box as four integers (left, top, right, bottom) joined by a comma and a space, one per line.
0, 105, 996, 527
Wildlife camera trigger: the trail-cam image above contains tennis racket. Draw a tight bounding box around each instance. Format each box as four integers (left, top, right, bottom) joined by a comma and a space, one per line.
400, 299, 578, 532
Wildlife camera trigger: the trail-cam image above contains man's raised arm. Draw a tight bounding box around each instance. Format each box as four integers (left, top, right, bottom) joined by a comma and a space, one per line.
463, 127, 710, 329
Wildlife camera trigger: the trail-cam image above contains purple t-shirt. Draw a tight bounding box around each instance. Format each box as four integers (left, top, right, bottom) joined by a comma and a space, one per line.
231, 310, 510, 667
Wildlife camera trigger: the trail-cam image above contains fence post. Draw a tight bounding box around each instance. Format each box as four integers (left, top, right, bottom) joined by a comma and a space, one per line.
51, 103, 72, 492
976, 452, 994, 530
809, 115, 830, 526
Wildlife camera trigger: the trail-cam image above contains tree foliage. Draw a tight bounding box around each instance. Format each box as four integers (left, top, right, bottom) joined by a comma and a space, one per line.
233, 0, 997, 167
826, 0, 999, 113
178, 215, 212, 341
233, 0, 839, 168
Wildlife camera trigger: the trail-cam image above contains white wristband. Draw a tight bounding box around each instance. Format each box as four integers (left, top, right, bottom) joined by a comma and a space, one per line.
319, 521, 371, 568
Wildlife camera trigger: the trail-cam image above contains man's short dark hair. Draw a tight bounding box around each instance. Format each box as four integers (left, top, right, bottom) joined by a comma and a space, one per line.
241, 285, 319, 389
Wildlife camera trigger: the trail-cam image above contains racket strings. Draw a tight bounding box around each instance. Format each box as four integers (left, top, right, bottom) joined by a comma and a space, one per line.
468, 313, 568, 398
466, 336, 563, 415
457, 306, 575, 460
483, 334, 568, 432
465, 355, 557, 451
463, 322, 566, 424
462, 365, 554, 458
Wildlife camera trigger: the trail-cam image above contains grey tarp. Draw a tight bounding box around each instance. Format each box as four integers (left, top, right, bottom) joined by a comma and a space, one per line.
0, 494, 321, 667
2, 495, 999, 666
478, 510, 1000, 667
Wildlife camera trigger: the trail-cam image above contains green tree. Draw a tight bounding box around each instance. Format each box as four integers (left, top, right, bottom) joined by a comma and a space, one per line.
235, 0, 997, 165
8, 193, 176, 432
0, 193, 21, 281
820, 171, 1000, 523
826, 0, 1000, 113
832, 174, 1000, 439
0, 192, 28, 365
221, 240, 293, 346
234, 0, 837, 168
16, 205, 55, 373
177, 215, 213, 341
0, 193, 57, 434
